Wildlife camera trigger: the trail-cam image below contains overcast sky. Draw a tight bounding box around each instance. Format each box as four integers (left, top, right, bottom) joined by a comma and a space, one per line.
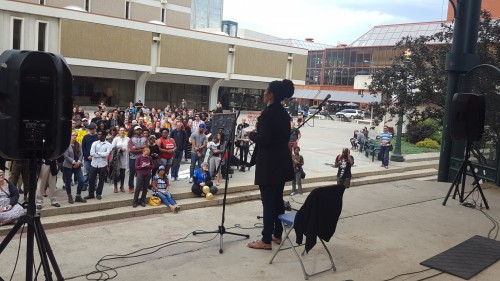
223, 0, 449, 45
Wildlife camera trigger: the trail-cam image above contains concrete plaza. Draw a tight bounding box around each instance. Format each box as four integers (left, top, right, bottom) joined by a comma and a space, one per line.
0, 118, 499, 281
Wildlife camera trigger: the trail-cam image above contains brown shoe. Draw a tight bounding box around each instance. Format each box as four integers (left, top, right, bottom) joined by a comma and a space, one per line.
272, 235, 282, 245
120, 186, 125, 193
247, 240, 272, 250
68, 195, 74, 204
114, 184, 118, 193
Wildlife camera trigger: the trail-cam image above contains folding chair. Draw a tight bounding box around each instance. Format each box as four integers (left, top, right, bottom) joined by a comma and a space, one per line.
269, 185, 345, 280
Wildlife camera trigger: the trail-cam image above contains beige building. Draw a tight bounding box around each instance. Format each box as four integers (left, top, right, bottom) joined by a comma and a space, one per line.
0, 0, 307, 110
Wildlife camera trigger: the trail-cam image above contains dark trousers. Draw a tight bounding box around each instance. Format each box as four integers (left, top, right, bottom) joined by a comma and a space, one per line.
171, 150, 183, 178
259, 183, 285, 244
114, 168, 126, 186
134, 174, 151, 203
191, 181, 217, 196
239, 146, 249, 168
89, 166, 106, 196
128, 158, 137, 188
380, 145, 390, 166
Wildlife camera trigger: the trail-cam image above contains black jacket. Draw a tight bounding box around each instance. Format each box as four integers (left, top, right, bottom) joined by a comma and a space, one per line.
294, 185, 345, 253
249, 102, 294, 185
4, 179, 20, 206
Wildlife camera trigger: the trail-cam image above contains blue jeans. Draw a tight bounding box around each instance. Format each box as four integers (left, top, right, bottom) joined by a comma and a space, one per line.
171, 150, 183, 179
259, 183, 285, 244
380, 145, 390, 166
190, 152, 205, 178
83, 160, 91, 187
63, 167, 84, 196
128, 158, 137, 188
156, 192, 176, 206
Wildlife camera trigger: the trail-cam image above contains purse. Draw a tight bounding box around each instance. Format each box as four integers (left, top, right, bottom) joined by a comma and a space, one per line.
149, 196, 161, 206
300, 169, 306, 179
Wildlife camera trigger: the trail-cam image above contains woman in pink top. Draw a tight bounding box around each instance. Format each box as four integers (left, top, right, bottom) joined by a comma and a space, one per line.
134, 147, 153, 208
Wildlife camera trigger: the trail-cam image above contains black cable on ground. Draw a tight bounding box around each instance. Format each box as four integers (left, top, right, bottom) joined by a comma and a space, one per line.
382, 268, 432, 281
8, 223, 25, 281
64, 231, 221, 281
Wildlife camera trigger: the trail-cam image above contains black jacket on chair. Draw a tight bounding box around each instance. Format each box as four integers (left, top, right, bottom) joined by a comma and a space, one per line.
294, 185, 345, 253
249, 102, 294, 185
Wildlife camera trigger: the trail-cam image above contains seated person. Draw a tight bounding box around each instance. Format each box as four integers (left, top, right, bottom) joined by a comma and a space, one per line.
356, 129, 367, 152
0, 169, 24, 226
191, 162, 218, 197
152, 166, 180, 213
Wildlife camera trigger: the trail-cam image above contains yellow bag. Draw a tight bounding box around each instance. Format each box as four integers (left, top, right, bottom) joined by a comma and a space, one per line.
149, 196, 161, 206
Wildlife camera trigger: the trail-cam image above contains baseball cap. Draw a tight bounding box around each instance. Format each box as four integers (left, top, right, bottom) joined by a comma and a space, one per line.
134, 126, 142, 131
87, 123, 97, 129
81, 118, 88, 121
199, 123, 206, 129
158, 165, 165, 171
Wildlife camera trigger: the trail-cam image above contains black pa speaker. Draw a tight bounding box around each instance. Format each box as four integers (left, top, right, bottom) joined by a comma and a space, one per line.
450, 93, 485, 142
0, 50, 73, 160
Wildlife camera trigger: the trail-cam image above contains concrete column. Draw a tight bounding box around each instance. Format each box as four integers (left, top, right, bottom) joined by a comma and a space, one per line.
209, 79, 224, 110
135, 72, 151, 103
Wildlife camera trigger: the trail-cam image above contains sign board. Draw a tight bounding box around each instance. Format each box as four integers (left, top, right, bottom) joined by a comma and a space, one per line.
247, 111, 261, 127
353, 75, 372, 90
211, 113, 237, 138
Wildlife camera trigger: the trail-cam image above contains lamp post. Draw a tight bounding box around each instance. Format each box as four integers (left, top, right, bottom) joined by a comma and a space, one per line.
390, 110, 405, 162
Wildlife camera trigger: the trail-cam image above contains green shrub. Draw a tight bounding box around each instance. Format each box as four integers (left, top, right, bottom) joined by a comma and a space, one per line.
431, 131, 442, 144
416, 138, 440, 149
406, 122, 435, 144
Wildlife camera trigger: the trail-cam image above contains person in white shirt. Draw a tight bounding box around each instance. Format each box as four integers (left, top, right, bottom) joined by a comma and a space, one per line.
111, 127, 130, 193
86, 131, 112, 200
191, 113, 205, 133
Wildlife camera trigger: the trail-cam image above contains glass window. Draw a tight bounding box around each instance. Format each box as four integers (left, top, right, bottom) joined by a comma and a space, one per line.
161, 8, 166, 23
209, 0, 222, 28
37, 21, 48, 51
12, 18, 23, 50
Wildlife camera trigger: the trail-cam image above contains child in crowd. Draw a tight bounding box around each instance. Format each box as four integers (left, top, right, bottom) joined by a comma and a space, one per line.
291, 146, 304, 196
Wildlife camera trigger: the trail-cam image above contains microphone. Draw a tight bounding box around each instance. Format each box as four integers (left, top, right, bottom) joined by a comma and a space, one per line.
316, 94, 331, 110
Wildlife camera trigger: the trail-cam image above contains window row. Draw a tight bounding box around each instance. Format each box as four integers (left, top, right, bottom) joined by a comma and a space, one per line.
10, 17, 49, 51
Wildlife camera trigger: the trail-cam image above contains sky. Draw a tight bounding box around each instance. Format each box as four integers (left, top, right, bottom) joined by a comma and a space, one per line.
223, 0, 449, 46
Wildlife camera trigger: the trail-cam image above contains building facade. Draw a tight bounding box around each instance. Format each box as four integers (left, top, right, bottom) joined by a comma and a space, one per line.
0, 0, 307, 110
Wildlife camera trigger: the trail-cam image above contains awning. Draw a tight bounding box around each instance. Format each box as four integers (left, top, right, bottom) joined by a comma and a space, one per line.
292, 89, 320, 99
313, 90, 381, 103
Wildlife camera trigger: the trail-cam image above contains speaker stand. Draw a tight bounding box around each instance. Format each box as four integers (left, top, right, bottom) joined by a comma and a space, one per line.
442, 141, 489, 209
0, 157, 63, 281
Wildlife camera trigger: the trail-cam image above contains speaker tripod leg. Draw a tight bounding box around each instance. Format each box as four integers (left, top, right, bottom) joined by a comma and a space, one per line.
34, 217, 63, 280
443, 161, 465, 206
0, 216, 26, 254
462, 162, 490, 210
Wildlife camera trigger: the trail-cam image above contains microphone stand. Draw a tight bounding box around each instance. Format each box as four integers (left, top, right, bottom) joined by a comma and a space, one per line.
292, 94, 331, 135
192, 94, 250, 254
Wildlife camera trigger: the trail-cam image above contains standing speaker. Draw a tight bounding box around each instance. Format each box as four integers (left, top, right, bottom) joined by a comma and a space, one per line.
0, 50, 73, 160
450, 93, 485, 141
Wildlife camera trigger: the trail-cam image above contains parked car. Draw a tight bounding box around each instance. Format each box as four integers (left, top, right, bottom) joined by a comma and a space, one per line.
335, 109, 365, 119
308, 106, 320, 116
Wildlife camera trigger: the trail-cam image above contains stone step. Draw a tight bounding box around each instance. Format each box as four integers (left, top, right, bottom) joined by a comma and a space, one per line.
415, 175, 438, 181
404, 152, 440, 163
0, 168, 438, 236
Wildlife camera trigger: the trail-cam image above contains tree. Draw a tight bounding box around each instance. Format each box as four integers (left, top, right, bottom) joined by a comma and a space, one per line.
369, 11, 500, 148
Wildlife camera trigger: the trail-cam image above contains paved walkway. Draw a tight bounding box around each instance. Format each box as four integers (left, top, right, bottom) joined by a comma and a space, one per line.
1, 180, 498, 281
